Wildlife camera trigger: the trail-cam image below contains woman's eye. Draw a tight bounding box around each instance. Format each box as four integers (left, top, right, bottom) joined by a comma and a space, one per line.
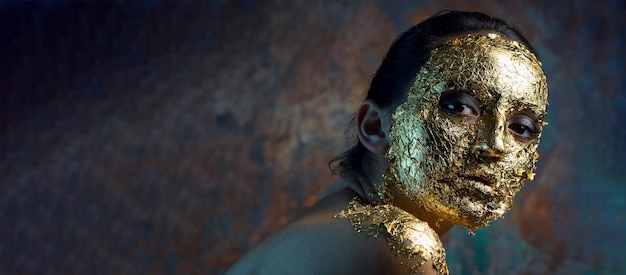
508, 115, 539, 142
439, 91, 480, 119
443, 103, 474, 115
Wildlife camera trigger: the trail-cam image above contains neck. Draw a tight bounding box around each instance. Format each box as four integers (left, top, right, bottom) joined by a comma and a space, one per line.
359, 153, 454, 236
390, 187, 454, 237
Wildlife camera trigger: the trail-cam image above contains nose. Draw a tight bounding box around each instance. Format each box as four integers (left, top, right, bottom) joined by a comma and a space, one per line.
476, 117, 506, 161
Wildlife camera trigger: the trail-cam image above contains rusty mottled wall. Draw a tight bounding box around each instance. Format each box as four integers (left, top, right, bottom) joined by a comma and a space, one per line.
1, 1, 625, 274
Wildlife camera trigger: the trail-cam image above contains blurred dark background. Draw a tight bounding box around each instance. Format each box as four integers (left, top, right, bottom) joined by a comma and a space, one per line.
1, 1, 624, 274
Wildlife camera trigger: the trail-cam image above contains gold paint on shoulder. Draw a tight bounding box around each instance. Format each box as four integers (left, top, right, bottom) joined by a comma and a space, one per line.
335, 198, 449, 274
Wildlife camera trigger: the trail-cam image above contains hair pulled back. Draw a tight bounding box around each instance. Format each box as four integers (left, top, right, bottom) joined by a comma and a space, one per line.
330, 11, 536, 181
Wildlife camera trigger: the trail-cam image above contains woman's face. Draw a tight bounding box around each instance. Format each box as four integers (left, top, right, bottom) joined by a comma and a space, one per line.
386, 33, 548, 230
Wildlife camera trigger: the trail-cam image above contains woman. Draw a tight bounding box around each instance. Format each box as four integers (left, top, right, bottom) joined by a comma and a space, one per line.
228, 11, 548, 274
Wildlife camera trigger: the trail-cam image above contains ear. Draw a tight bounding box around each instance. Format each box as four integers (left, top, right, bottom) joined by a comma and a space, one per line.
357, 99, 389, 154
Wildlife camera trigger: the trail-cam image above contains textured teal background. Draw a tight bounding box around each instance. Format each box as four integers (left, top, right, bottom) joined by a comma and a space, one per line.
1, 1, 625, 274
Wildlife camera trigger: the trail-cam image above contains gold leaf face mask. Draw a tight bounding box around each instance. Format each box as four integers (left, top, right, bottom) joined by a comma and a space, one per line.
385, 33, 548, 230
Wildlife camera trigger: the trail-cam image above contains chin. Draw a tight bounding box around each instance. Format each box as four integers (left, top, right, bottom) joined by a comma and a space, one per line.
424, 195, 513, 231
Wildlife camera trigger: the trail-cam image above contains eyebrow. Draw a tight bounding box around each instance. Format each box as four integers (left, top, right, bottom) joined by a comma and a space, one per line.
507, 100, 546, 120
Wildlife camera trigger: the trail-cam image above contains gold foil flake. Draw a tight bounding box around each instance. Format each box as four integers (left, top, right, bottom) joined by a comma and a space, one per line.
386, 33, 548, 231
367, 172, 397, 205
335, 198, 448, 274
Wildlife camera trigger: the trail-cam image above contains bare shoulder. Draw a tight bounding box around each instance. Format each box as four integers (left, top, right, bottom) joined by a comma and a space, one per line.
227, 189, 385, 274
227, 189, 447, 274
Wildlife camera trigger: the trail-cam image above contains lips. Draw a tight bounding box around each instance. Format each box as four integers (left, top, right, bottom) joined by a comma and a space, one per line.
462, 175, 499, 197
466, 176, 495, 187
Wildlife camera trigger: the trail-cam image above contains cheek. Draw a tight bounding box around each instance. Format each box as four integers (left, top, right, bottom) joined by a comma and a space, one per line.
487, 139, 539, 195
504, 145, 539, 182
387, 108, 430, 187
432, 108, 479, 146
423, 112, 477, 168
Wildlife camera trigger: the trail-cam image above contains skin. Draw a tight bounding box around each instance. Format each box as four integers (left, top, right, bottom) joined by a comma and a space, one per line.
228, 33, 547, 274
227, 188, 438, 274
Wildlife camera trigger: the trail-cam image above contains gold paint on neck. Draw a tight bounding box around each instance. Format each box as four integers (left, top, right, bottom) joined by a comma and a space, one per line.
335, 198, 449, 274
